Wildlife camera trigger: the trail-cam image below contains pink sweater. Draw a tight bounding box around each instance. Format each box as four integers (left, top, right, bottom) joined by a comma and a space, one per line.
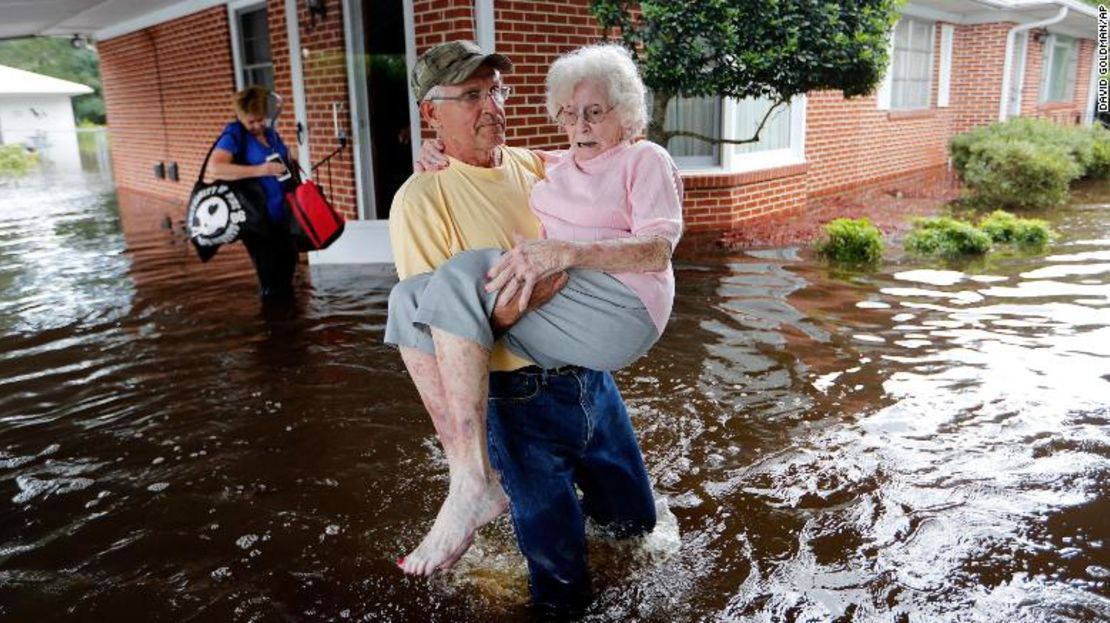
530, 140, 684, 335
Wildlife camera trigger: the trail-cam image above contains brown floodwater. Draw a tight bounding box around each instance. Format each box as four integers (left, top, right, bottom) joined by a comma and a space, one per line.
0, 170, 1107, 622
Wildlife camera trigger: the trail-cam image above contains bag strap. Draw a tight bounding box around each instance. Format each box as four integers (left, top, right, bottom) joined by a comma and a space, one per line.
196, 121, 249, 184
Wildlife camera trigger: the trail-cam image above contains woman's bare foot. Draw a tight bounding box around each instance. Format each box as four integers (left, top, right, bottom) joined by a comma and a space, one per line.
399, 474, 509, 576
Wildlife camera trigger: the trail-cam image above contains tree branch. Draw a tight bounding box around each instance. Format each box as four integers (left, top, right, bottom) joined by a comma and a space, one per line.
665, 98, 789, 147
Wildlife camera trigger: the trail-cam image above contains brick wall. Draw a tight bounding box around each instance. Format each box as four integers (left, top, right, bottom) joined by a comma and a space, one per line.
950, 22, 1011, 134
99, 7, 235, 203
407, 0, 604, 148
99, 1, 360, 222
494, 0, 605, 149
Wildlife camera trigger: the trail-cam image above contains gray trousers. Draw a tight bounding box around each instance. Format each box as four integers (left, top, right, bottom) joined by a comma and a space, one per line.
384, 249, 658, 371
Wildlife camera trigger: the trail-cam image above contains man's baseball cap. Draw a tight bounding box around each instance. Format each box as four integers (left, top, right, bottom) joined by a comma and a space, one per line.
411, 40, 512, 101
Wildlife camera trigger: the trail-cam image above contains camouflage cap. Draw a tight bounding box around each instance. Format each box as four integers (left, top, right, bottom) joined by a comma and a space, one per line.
411, 40, 512, 101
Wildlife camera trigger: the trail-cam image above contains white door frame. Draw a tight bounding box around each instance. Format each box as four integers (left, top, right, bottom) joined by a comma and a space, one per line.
403, 0, 421, 165
342, 0, 374, 219
284, 0, 312, 177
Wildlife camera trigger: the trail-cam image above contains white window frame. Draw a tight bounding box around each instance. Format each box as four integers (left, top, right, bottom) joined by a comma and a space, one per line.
228, 0, 272, 92
889, 16, 936, 111
670, 94, 807, 175
1040, 33, 1079, 104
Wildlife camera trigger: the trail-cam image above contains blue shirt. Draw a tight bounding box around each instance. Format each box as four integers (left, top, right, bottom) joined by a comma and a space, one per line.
215, 122, 291, 222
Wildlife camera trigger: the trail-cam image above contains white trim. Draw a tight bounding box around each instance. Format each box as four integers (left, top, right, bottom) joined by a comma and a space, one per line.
284, 0, 311, 177
341, 0, 373, 220
938, 24, 954, 107
228, 4, 244, 91
403, 0, 421, 165
1085, 35, 1099, 125
902, 3, 962, 24
475, 0, 495, 52
227, 0, 266, 92
94, 0, 228, 41
1009, 31, 1028, 115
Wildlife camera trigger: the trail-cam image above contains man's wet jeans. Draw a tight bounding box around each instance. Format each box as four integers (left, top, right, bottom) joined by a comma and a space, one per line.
486, 366, 657, 617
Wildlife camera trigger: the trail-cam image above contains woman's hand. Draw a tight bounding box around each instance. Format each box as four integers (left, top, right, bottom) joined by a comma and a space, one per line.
413, 138, 448, 173
485, 236, 572, 312
258, 161, 287, 177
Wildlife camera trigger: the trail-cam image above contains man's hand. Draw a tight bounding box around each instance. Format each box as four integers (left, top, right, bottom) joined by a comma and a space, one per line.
486, 236, 574, 312
491, 270, 569, 335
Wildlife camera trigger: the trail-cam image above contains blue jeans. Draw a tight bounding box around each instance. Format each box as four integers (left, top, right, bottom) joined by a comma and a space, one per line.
486, 366, 657, 616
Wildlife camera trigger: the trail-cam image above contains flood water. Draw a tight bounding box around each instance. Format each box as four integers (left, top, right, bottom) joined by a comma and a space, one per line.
0, 170, 1107, 622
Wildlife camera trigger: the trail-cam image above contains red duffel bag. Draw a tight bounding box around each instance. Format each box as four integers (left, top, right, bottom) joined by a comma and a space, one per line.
285, 178, 345, 251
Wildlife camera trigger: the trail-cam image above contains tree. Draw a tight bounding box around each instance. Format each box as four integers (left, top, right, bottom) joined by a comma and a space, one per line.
589, 0, 903, 148
0, 37, 105, 124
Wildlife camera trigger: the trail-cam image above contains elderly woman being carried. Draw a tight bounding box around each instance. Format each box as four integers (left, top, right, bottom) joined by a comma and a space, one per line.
385, 43, 684, 575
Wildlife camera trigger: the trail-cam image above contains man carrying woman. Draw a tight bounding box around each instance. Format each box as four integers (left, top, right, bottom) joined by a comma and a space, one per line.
385, 40, 683, 616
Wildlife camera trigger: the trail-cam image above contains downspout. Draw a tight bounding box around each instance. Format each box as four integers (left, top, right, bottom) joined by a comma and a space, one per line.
999, 5, 1068, 121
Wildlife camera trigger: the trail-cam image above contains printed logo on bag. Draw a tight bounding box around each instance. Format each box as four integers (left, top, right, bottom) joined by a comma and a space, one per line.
187, 184, 247, 246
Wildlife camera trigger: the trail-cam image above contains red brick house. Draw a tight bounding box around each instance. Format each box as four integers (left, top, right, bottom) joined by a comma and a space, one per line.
5, 0, 1101, 263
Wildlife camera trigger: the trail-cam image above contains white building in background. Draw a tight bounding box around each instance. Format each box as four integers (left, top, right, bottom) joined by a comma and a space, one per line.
0, 65, 92, 172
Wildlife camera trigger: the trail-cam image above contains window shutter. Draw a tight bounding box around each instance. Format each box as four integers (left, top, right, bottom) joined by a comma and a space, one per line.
938, 24, 953, 107
877, 29, 895, 110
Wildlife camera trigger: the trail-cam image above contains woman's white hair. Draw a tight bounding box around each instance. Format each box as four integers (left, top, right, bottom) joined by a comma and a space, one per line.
545, 44, 648, 139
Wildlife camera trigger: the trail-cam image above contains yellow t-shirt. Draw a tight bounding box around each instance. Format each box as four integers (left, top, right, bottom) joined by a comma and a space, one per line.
389, 145, 544, 371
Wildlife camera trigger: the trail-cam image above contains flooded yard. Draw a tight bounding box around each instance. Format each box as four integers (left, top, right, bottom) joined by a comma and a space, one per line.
0, 170, 1107, 621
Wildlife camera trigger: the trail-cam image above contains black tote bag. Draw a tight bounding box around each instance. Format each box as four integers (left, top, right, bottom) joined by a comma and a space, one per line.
185, 127, 269, 262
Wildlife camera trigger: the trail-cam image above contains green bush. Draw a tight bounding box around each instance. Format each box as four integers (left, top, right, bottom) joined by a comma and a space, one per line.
949, 118, 1110, 210
951, 118, 1105, 175
961, 139, 1081, 210
977, 210, 1053, 247
0, 143, 39, 176
904, 216, 992, 257
817, 218, 884, 264
1088, 124, 1110, 178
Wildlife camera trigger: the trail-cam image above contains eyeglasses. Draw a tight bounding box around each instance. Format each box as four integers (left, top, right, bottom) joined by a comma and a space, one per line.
428, 85, 512, 106
557, 104, 614, 126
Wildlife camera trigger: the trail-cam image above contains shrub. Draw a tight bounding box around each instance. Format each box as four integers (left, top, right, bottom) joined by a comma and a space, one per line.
817, 218, 884, 264
977, 210, 1053, 247
950, 118, 1110, 209
961, 139, 1081, 210
1088, 124, 1110, 178
0, 143, 39, 176
952, 118, 1102, 175
904, 216, 992, 257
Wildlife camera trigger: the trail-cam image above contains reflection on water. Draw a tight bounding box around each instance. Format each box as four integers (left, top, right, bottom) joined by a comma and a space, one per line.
0, 171, 1107, 621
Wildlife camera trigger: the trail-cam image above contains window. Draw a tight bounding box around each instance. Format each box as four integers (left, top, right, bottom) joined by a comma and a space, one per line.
666, 96, 721, 168
664, 94, 805, 173
1041, 34, 1078, 104
890, 17, 935, 110
231, 3, 274, 90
